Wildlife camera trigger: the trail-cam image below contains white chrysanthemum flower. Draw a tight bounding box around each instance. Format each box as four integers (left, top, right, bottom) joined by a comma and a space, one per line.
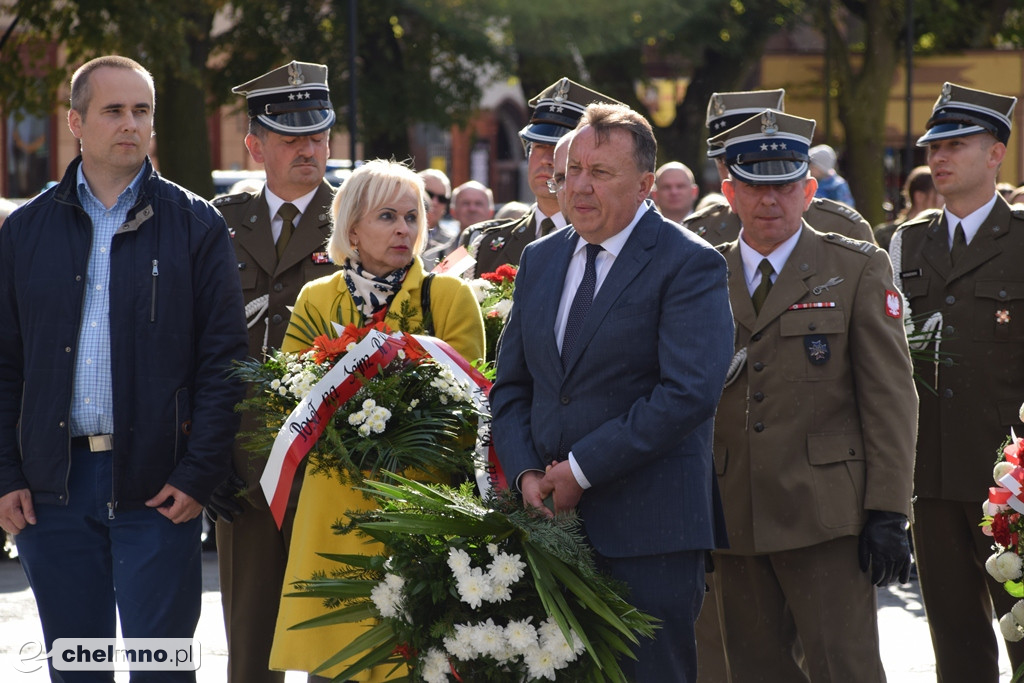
420, 647, 449, 683
487, 543, 500, 556
370, 581, 402, 618
447, 547, 472, 576
468, 278, 490, 303
1012, 600, 1024, 627
490, 298, 513, 321
456, 569, 491, 609
277, 386, 288, 397
358, 424, 371, 437
987, 553, 1008, 582
473, 619, 503, 657
488, 552, 526, 587
348, 412, 364, 426
409, 398, 419, 409
505, 618, 537, 653
524, 644, 558, 681
489, 583, 512, 603
362, 398, 376, 410
281, 372, 292, 383
1001, 612, 1024, 642
995, 461, 1016, 484
384, 572, 404, 591
996, 552, 1024, 581
443, 624, 475, 661
270, 379, 281, 390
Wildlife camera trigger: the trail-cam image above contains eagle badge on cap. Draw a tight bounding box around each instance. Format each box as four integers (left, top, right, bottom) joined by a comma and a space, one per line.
288, 62, 305, 86
553, 78, 571, 103
711, 94, 726, 117
939, 82, 951, 105
761, 110, 779, 135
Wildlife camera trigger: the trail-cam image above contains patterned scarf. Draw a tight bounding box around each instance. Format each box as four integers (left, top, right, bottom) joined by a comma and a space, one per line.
343, 258, 411, 321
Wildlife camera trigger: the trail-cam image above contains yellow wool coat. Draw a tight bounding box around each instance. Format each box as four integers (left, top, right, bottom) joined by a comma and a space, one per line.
269, 258, 484, 679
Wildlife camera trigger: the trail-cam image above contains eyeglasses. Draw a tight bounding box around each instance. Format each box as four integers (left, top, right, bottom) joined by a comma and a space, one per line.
545, 177, 565, 194
426, 190, 450, 205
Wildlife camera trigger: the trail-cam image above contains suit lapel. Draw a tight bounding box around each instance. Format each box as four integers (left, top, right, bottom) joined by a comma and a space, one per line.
948, 198, 1009, 282
561, 210, 656, 375
724, 246, 756, 334
236, 191, 277, 275
275, 181, 335, 276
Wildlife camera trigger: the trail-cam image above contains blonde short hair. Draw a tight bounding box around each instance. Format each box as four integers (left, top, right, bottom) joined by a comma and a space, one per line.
327, 159, 427, 265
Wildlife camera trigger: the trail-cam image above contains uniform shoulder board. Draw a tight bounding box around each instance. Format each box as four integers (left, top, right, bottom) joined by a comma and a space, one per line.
1011, 204, 1024, 220
898, 208, 941, 230
810, 197, 864, 223
822, 231, 876, 255
683, 199, 729, 226
475, 216, 518, 236
212, 192, 253, 208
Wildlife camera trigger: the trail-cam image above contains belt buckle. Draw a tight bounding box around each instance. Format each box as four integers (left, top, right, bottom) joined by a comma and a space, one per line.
88, 434, 113, 451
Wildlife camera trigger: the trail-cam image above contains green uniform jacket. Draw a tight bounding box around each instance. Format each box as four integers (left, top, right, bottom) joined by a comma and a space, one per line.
684, 196, 876, 247
714, 225, 918, 554
893, 198, 1024, 501
213, 181, 338, 499
466, 206, 538, 277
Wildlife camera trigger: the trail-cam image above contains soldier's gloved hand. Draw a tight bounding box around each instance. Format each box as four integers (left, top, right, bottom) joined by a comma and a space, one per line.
858, 510, 911, 586
206, 472, 245, 523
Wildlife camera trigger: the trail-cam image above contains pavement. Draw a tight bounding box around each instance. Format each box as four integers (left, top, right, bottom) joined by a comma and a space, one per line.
0, 551, 1014, 681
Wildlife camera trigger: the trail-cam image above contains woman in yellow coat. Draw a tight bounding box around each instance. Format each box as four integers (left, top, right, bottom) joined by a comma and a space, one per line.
269, 159, 484, 681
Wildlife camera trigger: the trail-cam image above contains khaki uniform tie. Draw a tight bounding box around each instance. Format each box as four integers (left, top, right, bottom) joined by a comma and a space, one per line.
276, 203, 299, 260
540, 216, 555, 237
751, 258, 774, 315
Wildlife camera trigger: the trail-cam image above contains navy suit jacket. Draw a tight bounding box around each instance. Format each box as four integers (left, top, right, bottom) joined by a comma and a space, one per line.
491, 205, 733, 558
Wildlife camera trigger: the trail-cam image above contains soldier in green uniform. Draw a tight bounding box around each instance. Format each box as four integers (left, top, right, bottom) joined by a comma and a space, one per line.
684, 89, 875, 246
710, 109, 917, 682
466, 78, 619, 277
892, 82, 1024, 683
207, 61, 339, 683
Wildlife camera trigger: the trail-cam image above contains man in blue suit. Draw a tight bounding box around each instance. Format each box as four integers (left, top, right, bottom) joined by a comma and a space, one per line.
491, 102, 734, 681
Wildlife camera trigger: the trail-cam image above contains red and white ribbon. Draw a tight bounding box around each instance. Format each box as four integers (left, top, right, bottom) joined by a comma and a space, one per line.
259, 330, 502, 528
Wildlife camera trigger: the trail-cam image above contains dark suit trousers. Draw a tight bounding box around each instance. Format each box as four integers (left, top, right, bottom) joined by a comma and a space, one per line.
913, 497, 1024, 682
216, 497, 298, 683
596, 549, 705, 682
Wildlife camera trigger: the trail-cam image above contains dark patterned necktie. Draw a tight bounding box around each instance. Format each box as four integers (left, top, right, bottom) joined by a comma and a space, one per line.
277, 203, 299, 260
561, 243, 603, 368
751, 258, 774, 315
950, 222, 967, 265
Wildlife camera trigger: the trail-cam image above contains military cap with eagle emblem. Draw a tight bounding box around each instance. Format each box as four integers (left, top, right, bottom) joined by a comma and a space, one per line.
917, 81, 1017, 146
519, 77, 622, 147
705, 89, 786, 158
708, 109, 816, 185
232, 60, 335, 136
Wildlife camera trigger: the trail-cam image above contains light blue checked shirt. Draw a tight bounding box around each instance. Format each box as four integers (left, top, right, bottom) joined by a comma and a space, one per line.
71, 164, 145, 437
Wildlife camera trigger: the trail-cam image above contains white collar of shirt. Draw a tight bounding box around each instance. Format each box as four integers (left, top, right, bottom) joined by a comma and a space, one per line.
265, 185, 319, 242
944, 193, 998, 246
532, 206, 566, 238
738, 225, 802, 296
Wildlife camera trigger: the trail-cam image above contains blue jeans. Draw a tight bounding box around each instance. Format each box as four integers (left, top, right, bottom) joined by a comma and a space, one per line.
16, 447, 202, 682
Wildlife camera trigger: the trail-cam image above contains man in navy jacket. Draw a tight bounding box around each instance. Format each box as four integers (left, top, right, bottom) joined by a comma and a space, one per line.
491, 103, 732, 681
0, 55, 246, 681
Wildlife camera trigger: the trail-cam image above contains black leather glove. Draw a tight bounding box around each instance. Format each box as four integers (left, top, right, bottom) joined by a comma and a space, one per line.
206, 472, 246, 523
858, 510, 912, 586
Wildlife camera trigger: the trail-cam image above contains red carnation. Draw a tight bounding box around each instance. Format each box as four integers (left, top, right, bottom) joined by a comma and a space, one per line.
993, 512, 1015, 548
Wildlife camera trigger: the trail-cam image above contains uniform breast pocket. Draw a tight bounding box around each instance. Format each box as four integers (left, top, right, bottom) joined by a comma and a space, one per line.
779, 308, 847, 380
302, 262, 338, 285
900, 276, 930, 306
974, 281, 1024, 342
239, 267, 259, 292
